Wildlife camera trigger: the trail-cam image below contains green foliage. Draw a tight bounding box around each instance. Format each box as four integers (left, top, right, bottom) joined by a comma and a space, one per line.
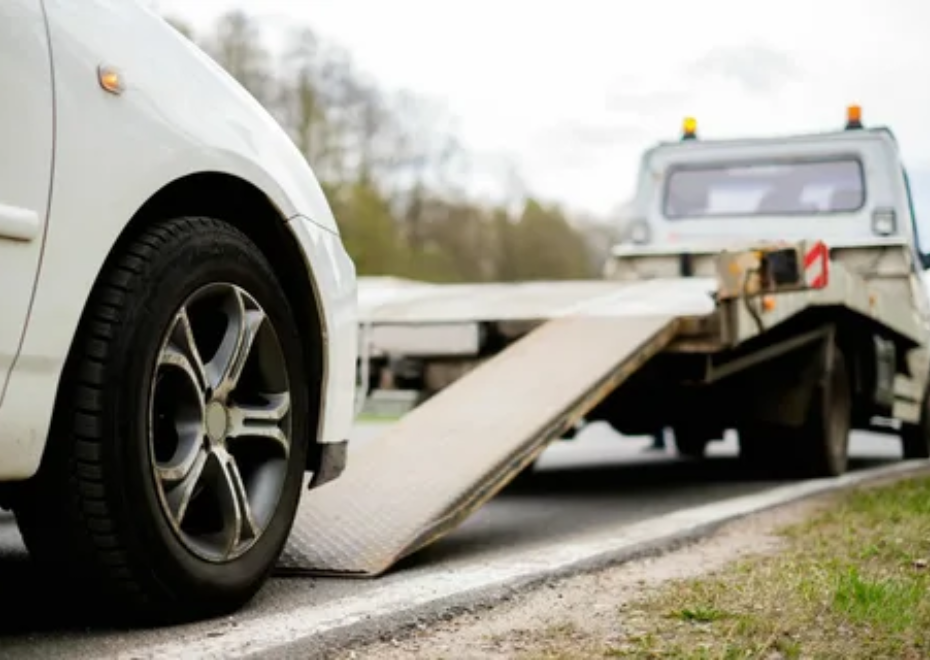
166, 10, 606, 282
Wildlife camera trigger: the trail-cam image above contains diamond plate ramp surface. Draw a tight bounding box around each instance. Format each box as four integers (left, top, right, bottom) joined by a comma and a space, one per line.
277, 315, 679, 576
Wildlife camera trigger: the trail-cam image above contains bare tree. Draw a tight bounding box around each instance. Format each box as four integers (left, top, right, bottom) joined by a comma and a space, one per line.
206, 11, 273, 105
182, 8, 603, 284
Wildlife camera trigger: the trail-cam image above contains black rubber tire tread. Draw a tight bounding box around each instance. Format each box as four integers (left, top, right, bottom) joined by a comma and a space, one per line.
794, 346, 852, 478
901, 382, 930, 459
738, 348, 851, 480
13, 216, 310, 624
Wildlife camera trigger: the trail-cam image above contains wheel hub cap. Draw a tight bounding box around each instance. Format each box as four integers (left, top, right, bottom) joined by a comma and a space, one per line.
149, 283, 292, 563
204, 401, 229, 444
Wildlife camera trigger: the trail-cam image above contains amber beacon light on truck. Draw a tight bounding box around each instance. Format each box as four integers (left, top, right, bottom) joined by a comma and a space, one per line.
845, 104, 863, 130
681, 116, 698, 141
680, 103, 865, 141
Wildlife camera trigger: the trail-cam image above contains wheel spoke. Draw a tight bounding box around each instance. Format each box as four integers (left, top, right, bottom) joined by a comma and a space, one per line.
226, 392, 291, 456
167, 308, 208, 393
158, 447, 209, 527
214, 449, 260, 559
158, 345, 207, 403
151, 379, 204, 484
207, 288, 265, 402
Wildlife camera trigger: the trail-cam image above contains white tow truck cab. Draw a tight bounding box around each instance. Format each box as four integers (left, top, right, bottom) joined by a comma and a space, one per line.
625, 106, 924, 259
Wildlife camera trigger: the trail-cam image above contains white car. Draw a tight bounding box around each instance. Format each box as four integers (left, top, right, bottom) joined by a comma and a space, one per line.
0, 0, 358, 621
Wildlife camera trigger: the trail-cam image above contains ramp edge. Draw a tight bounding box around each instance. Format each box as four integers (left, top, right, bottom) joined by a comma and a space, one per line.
385, 316, 683, 575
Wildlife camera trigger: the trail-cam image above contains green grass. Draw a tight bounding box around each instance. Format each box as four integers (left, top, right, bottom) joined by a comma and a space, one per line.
512, 476, 930, 660
611, 476, 930, 659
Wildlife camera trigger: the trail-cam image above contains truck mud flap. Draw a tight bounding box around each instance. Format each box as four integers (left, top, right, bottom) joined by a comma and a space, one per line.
276, 315, 679, 577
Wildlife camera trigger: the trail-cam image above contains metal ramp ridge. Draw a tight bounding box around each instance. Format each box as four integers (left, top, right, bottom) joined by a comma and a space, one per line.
276, 314, 680, 577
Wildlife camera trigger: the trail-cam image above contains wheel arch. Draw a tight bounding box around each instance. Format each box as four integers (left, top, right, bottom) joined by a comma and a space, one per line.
62, 171, 328, 474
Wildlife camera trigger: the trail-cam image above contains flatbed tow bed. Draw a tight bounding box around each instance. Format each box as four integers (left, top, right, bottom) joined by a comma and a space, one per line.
275, 238, 929, 577
273, 108, 930, 579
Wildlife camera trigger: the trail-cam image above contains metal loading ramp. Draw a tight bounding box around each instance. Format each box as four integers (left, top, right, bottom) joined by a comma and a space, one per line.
277, 314, 679, 577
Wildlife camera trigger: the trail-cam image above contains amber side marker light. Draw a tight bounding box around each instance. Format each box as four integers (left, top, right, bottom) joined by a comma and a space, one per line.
97, 64, 124, 95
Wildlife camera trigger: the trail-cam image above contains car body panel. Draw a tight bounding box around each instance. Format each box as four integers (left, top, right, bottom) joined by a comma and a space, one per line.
0, 0, 358, 479
287, 215, 358, 450
0, 0, 54, 407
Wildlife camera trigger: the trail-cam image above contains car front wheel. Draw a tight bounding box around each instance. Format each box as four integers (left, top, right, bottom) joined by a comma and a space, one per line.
14, 216, 311, 623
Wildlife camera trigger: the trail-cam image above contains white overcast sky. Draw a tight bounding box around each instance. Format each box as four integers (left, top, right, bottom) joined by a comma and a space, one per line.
154, 0, 930, 219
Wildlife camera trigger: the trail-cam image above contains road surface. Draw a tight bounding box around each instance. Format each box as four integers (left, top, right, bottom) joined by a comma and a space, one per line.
0, 423, 903, 658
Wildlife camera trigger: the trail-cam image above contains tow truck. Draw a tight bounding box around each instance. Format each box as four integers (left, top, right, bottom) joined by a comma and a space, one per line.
274, 106, 930, 578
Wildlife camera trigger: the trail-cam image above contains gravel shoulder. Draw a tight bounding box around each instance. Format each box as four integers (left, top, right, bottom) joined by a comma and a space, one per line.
335, 497, 826, 659
340, 473, 930, 660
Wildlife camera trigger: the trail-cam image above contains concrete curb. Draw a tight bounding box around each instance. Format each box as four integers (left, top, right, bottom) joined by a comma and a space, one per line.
130, 460, 930, 660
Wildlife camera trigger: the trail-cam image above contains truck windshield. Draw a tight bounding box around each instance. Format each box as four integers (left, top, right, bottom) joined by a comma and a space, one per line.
663, 157, 865, 219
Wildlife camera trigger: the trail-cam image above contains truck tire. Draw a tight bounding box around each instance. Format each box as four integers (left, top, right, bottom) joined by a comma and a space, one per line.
738, 346, 851, 479
795, 345, 852, 478
900, 384, 930, 459
13, 217, 311, 623
672, 427, 711, 459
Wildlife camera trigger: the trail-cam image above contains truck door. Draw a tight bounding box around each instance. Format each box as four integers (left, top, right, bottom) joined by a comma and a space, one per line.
0, 0, 55, 402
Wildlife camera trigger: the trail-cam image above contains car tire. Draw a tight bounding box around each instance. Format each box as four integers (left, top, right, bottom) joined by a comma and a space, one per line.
13, 216, 311, 623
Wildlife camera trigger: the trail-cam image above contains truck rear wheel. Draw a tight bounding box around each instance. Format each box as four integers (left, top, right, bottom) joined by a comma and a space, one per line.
738, 346, 851, 479
795, 346, 851, 478
900, 382, 930, 459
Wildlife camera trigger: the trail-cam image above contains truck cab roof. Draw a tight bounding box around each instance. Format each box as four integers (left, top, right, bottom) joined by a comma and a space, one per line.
647, 124, 901, 156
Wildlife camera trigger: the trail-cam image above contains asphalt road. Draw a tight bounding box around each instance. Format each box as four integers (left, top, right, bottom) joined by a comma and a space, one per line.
0, 423, 904, 659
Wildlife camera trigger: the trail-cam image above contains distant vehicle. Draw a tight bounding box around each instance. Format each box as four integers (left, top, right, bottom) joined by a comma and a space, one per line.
353, 106, 930, 475
0, 0, 357, 621
227, 104, 930, 586
590, 106, 930, 458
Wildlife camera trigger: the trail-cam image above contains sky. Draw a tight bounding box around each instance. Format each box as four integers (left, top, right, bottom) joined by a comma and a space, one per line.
153, 0, 930, 221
